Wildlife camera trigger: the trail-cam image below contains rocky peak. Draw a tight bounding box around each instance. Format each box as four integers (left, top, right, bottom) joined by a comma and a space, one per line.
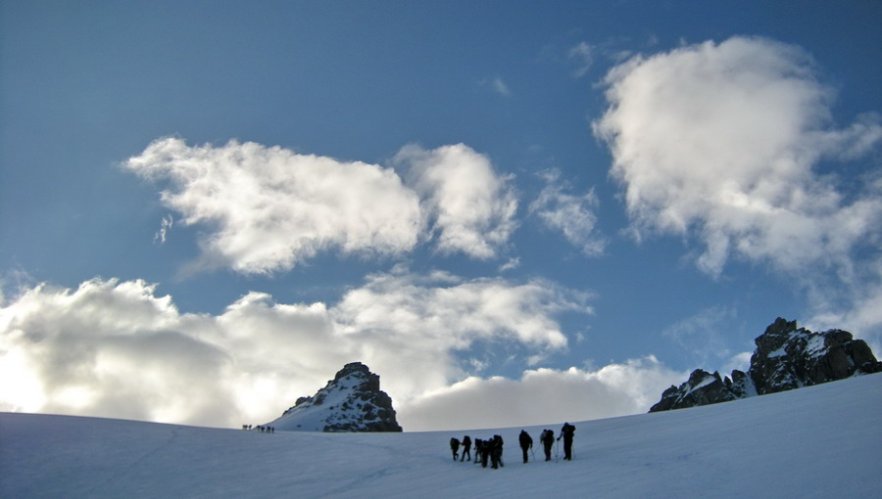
650, 369, 733, 412
269, 362, 402, 432
754, 317, 798, 354
650, 317, 881, 413
749, 318, 880, 395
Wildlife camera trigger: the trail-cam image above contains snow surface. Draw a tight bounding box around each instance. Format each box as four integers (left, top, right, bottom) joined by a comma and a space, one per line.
2, 373, 881, 498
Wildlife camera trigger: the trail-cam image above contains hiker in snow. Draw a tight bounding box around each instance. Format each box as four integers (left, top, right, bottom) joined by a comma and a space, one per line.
490, 434, 504, 469
558, 422, 575, 461
477, 439, 490, 468
518, 430, 533, 463
460, 435, 472, 462
450, 437, 460, 461
540, 429, 555, 461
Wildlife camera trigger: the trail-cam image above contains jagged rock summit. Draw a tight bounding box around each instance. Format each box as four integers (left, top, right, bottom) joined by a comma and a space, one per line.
269, 362, 402, 432
650, 317, 882, 412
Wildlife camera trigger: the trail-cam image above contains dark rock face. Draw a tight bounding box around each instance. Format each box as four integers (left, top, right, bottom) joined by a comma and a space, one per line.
650, 369, 741, 412
748, 318, 881, 395
270, 362, 403, 432
650, 318, 882, 413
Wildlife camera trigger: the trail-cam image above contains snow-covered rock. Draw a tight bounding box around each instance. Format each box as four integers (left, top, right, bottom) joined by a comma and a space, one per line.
269, 362, 402, 432
650, 317, 882, 412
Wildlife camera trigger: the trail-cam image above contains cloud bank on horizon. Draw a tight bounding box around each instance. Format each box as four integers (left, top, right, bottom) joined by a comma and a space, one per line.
0, 272, 672, 430
2, 35, 881, 431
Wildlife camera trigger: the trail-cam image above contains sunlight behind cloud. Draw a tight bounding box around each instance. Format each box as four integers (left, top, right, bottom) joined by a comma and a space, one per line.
0, 272, 601, 429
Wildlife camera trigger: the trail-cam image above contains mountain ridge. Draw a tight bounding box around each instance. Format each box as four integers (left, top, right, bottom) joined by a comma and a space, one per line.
650, 317, 882, 412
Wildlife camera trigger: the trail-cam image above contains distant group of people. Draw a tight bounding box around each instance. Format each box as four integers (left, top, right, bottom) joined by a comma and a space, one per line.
242, 424, 275, 433
450, 434, 505, 469
449, 423, 576, 468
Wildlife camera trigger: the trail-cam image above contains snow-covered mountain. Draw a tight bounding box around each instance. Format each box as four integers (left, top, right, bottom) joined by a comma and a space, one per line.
650, 317, 882, 412
268, 362, 402, 432
3, 373, 880, 498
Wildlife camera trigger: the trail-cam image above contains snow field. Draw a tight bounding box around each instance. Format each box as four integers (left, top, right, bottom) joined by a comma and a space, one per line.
2, 373, 880, 498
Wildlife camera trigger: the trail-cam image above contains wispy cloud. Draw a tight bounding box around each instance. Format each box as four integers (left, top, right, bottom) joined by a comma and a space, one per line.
568, 41, 595, 78
498, 257, 521, 272
529, 169, 605, 256
481, 76, 513, 97
662, 305, 738, 369
153, 215, 174, 244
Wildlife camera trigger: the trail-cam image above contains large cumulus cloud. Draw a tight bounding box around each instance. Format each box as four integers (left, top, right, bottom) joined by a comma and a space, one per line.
125, 139, 518, 274
594, 36, 882, 352
593, 36, 882, 277
0, 272, 672, 430
394, 144, 518, 259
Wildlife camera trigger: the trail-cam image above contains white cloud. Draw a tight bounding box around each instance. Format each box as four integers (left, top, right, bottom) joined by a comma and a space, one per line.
127, 138, 520, 273
398, 357, 685, 431
153, 215, 174, 244
126, 138, 423, 275
0, 271, 595, 429
593, 36, 882, 278
499, 257, 521, 272
529, 169, 605, 256
806, 256, 882, 358
395, 144, 518, 259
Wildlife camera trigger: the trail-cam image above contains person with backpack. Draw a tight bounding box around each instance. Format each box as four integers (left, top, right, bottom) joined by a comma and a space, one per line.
460, 435, 472, 462
518, 430, 533, 463
540, 429, 555, 461
449, 437, 460, 461
489, 434, 504, 469
476, 438, 489, 468
558, 422, 575, 461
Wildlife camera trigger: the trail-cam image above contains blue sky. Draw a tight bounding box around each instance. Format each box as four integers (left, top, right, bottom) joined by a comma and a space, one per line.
2, 1, 881, 430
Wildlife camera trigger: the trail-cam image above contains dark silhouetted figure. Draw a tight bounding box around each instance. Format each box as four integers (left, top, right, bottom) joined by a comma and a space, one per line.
558, 422, 575, 461
476, 439, 489, 467
540, 429, 555, 461
490, 434, 504, 469
518, 430, 533, 463
461, 435, 472, 461
449, 437, 460, 461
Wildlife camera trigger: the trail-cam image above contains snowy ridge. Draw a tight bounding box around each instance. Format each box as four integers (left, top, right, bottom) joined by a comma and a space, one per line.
269, 362, 402, 432
3, 373, 880, 498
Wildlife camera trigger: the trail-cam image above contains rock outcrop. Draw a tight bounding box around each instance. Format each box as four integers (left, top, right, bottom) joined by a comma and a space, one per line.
269, 362, 403, 432
650, 318, 882, 412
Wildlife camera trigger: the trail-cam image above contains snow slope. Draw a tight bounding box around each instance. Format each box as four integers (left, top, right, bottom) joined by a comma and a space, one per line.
2, 373, 880, 498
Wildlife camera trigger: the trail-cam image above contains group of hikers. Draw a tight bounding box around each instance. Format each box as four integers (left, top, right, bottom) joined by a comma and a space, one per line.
241, 424, 275, 433
449, 422, 576, 469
